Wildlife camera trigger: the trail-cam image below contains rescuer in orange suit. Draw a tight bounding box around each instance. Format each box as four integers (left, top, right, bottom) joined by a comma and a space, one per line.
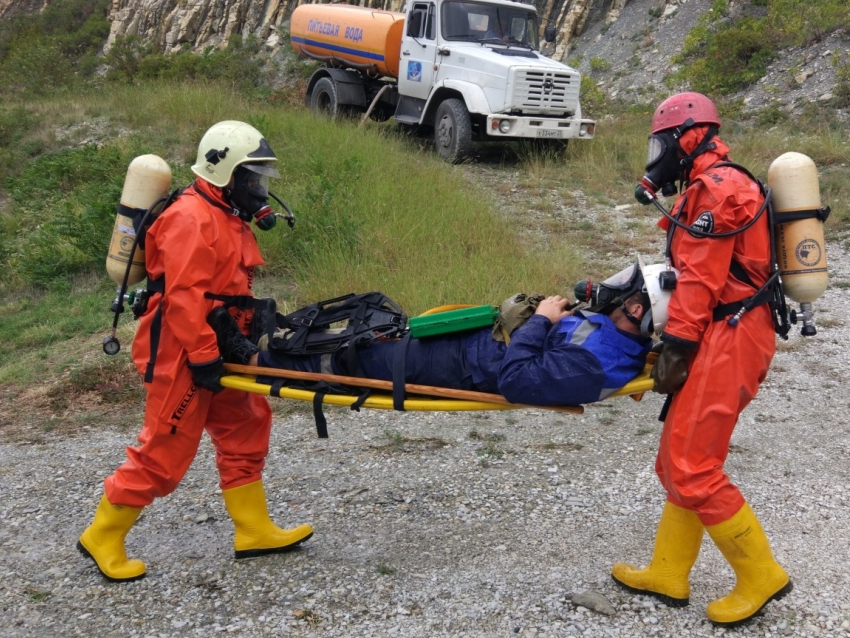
77, 121, 312, 582
611, 93, 792, 626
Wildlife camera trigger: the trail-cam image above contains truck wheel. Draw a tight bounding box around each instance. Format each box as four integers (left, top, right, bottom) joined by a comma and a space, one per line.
434, 98, 472, 163
311, 78, 340, 117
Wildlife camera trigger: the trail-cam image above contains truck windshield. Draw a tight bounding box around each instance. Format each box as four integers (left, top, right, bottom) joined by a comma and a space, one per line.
441, 1, 540, 49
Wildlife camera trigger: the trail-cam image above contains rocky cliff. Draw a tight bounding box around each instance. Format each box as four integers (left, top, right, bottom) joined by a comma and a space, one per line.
99, 0, 645, 61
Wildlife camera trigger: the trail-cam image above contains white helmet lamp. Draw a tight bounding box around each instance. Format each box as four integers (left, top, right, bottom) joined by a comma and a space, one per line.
638, 255, 679, 337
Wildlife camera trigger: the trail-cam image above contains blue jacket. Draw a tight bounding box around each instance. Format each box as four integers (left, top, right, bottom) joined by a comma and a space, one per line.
467, 311, 651, 405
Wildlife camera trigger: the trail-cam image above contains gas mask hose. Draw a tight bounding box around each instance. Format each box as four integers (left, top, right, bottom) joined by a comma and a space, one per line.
270, 191, 296, 229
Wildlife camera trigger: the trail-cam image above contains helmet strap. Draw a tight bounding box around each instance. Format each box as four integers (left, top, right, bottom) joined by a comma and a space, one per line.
640, 311, 654, 338
676, 122, 719, 178
615, 298, 643, 328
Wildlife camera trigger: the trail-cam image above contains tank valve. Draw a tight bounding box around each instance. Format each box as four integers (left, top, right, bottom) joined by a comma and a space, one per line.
798, 302, 817, 337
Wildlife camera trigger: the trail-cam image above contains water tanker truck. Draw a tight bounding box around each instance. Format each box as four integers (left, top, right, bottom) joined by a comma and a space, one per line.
291, 0, 595, 162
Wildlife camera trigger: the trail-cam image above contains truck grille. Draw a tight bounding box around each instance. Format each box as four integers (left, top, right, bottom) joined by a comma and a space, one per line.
512, 69, 579, 114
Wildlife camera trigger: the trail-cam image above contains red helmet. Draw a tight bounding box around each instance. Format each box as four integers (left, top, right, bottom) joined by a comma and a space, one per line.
651, 92, 720, 134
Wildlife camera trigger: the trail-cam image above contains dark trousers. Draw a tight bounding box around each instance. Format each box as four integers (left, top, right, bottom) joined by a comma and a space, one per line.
257, 332, 475, 390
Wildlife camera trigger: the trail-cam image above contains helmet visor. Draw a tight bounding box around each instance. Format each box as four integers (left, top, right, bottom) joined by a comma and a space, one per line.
600, 263, 639, 290
242, 162, 281, 179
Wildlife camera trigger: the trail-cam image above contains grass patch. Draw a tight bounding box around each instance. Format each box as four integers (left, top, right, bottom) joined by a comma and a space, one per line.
515, 107, 849, 231
540, 441, 583, 451
24, 586, 52, 602
1, 84, 581, 314
476, 443, 505, 459
372, 430, 447, 453
467, 429, 506, 442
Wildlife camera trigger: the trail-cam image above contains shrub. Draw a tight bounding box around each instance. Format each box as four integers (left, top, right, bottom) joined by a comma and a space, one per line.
833, 63, 850, 109
105, 35, 270, 94
669, 3, 774, 95
579, 76, 608, 118
589, 57, 611, 73
670, 0, 849, 95
0, 0, 109, 96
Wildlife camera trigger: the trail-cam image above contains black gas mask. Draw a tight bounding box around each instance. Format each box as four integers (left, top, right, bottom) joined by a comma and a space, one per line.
641, 129, 684, 199
574, 262, 646, 328
229, 164, 277, 231
636, 122, 719, 205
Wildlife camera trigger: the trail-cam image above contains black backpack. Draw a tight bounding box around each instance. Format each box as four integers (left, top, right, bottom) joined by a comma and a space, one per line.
268, 292, 408, 357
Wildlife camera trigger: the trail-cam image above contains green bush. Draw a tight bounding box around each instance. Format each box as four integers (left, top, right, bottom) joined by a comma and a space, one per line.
105, 34, 269, 94
669, 3, 774, 94
767, 0, 850, 46
833, 63, 850, 108
579, 76, 608, 119
0, 0, 109, 96
589, 57, 611, 73
670, 0, 849, 95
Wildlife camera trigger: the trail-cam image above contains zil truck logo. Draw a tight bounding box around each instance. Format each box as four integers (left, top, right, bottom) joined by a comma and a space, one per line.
407, 61, 422, 82
543, 78, 554, 94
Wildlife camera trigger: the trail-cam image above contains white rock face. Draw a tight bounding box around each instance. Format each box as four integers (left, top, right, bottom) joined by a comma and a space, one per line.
99, 0, 640, 59
104, 0, 408, 53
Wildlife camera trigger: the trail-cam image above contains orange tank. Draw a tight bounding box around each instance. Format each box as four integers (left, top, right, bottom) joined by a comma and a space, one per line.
290, 4, 405, 79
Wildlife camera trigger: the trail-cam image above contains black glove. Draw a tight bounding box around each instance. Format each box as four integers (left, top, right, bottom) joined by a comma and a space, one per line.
249, 297, 279, 345
650, 342, 695, 395
207, 307, 259, 365
188, 357, 226, 393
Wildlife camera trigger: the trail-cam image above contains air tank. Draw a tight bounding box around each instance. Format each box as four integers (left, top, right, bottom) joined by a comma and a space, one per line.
290, 4, 405, 79
768, 152, 828, 336
106, 155, 172, 285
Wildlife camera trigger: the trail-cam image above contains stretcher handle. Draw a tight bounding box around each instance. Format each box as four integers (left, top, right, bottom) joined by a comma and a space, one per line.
223, 363, 584, 414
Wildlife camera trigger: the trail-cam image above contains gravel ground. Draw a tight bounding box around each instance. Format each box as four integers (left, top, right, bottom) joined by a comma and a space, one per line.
2, 232, 849, 637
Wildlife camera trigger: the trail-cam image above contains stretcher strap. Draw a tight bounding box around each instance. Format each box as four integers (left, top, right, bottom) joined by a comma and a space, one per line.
659, 393, 674, 422
270, 378, 286, 397
392, 333, 412, 411
270, 375, 369, 438
313, 392, 329, 438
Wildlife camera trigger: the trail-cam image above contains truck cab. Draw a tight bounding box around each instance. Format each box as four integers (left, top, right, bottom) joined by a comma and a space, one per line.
296, 0, 595, 162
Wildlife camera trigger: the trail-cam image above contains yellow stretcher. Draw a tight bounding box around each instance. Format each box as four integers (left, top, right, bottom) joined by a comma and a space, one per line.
219, 303, 657, 415
221, 359, 656, 416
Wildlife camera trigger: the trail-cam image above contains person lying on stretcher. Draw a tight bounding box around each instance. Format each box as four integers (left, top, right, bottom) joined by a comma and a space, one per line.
209, 260, 674, 406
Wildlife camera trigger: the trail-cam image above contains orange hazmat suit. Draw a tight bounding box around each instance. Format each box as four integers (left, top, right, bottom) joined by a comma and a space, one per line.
655, 128, 775, 526
104, 178, 272, 508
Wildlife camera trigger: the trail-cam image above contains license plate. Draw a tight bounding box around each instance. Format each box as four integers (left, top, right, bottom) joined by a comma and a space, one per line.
536, 129, 564, 138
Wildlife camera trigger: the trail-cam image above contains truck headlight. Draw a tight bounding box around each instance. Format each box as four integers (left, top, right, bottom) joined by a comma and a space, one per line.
580, 123, 595, 137
499, 119, 512, 134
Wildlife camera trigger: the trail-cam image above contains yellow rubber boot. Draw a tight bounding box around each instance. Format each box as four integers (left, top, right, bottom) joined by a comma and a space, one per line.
77, 494, 146, 582
705, 502, 792, 626
222, 480, 313, 559
611, 501, 704, 606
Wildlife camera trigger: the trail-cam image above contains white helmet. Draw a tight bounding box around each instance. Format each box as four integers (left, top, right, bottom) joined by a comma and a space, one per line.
638, 255, 679, 336
191, 120, 280, 188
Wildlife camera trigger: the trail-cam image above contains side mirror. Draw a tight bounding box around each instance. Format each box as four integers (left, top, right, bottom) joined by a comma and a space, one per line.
544, 25, 556, 43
